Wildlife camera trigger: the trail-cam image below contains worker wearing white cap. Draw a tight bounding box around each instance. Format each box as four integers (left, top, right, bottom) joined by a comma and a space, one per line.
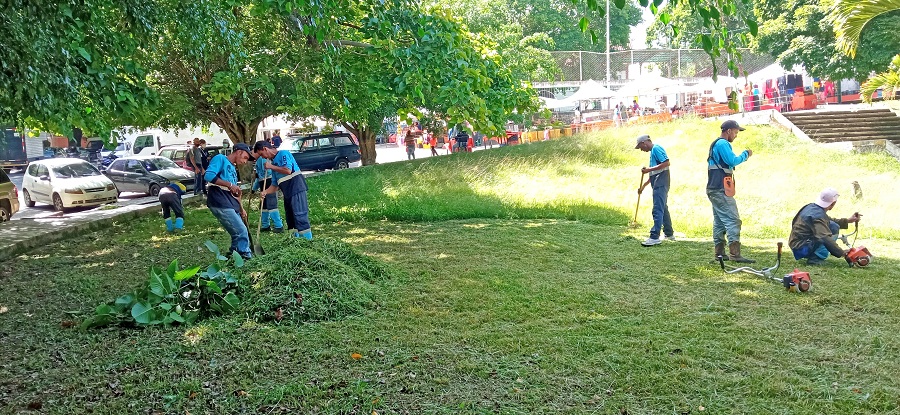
788, 187, 861, 265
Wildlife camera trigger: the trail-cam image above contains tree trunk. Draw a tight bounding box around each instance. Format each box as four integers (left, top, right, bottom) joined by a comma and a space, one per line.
211, 116, 264, 181
343, 122, 377, 166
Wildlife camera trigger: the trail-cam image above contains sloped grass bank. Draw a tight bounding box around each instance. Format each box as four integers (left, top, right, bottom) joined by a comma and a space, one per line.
311, 118, 900, 239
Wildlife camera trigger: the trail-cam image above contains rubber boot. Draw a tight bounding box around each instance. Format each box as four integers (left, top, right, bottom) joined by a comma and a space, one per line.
259, 211, 271, 232
174, 217, 184, 232
165, 218, 174, 233
300, 230, 313, 241
713, 242, 728, 262
729, 242, 756, 263
269, 210, 284, 232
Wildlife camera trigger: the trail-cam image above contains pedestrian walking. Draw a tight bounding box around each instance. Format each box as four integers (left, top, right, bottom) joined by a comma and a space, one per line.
707, 120, 754, 263
253, 141, 313, 240
404, 129, 417, 160
429, 134, 438, 157
204, 143, 255, 259
188, 138, 205, 196
159, 181, 186, 233
635, 135, 674, 246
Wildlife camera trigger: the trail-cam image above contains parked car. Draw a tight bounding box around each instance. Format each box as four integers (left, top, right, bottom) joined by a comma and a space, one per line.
0, 168, 20, 222
103, 156, 195, 196
21, 159, 118, 212
285, 132, 361, 171
157, 145, 232, 170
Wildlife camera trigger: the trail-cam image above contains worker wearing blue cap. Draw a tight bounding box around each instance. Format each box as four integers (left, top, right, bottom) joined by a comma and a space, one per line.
204, 143, 255, 259
253, 141, 312, 240
707, 120, 754, 263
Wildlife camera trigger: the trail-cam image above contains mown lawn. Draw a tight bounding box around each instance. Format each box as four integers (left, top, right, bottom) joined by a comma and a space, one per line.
2, 118, 899, 414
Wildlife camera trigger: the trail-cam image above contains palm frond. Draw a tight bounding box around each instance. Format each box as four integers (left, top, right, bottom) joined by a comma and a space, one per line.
860, 70, 900, 103
831, 0, 900, 58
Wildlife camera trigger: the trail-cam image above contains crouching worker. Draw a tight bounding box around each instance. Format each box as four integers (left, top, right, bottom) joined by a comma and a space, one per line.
789, 187, 861, 265
253, 141, 312, 240
159, 181, 186, 233
253, 154, 284, 233
204, 143, 255, 259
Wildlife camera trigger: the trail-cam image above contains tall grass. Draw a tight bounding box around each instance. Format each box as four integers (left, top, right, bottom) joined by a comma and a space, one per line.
311, 117, 900, 240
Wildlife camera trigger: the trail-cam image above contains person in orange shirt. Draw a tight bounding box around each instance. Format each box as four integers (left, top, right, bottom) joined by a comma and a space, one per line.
429, 134, 438, 156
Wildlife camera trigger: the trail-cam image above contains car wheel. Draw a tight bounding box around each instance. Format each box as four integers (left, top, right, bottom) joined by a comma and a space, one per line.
0, 204, 10, 222
149, 183, 161, 197
52, 193, 66, 212
335, 159, 350, 170
23, 189, 35, 207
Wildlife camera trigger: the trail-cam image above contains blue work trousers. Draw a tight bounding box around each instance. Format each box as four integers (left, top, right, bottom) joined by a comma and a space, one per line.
650, 185, 674, 239
209, 207, 251, 258
707, 189, 742, 245
284, 191, 311, 234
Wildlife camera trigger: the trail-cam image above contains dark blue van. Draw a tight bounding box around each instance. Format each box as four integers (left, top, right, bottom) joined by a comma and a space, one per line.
286, 132, 361, 171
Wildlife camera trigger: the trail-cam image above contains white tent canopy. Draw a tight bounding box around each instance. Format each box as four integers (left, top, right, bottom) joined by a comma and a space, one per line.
560, 79, 616, 103
615, 73, 683, 98
540, 96, 576, 110
747, 63, 805, 85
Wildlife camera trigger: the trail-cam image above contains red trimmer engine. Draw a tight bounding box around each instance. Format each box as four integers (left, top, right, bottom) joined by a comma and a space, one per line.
782, 269, 812, 293
845, 246, 872, 267
840, 221, 873, 268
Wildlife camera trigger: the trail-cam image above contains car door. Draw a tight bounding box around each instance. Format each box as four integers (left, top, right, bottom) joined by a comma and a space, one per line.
31, 164, 53, 202
105, 159, 129, 192
123, 160, 148, 193
315, 137, 339, 169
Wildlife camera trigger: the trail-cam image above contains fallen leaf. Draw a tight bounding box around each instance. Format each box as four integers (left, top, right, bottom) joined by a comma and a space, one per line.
234, 390, 248, 397
351, 353, 362, 360
274, 307, 283, 321
189, 392, 197, 399
60, 320, 77, 328
0, 306, 8, 313
28, 401, 42, 410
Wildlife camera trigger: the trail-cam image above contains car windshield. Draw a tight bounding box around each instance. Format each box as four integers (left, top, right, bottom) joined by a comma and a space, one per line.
53, 163, 101, 178
113, 143, 127, 152
141, 157, 179, 171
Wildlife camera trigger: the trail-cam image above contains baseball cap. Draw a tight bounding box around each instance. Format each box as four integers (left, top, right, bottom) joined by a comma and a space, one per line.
233, 143, 255, 160
253, 140, 274, 152
815, 188, 839, 208
720, 120, 746, 131
634, 134, 651, 149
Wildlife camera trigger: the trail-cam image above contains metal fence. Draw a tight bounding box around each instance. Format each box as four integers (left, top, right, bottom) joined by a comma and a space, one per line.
534, 49, 774, 86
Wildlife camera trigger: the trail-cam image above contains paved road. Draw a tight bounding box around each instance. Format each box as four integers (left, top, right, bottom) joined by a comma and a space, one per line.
2, 142, 484, 224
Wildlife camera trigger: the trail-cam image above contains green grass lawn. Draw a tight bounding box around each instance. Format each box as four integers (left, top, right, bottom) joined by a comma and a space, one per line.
2, 118, 899, 414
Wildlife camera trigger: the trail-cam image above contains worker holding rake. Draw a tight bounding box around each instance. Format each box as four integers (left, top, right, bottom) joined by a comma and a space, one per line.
635, 134, 675, 246
253, 141, 313, 240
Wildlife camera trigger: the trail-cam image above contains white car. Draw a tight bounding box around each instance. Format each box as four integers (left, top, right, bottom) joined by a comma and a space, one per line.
22, 159, 119, 211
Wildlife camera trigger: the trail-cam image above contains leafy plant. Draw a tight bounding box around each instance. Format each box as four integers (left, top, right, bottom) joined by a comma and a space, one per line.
81, 241, 243, 329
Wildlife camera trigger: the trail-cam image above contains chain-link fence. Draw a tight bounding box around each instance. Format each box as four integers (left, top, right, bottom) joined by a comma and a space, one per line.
537, 49, 774, 85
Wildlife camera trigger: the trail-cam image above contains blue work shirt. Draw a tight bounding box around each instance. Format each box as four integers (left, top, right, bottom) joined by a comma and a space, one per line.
253, 156, 273, 191
270, 150, 307, 197
648, 144, 670, 188
204, 153, 241, 211
707, 138, 749, 190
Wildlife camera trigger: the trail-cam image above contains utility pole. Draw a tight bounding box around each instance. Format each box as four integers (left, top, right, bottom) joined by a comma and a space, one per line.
606, 0, 611, 87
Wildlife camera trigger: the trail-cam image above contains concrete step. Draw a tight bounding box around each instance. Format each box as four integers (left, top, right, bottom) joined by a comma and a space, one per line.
813, 135, 900, 143
787, 115, 900, 125
801, 125, 900, 134
785, 109, 896, 119
792, 121, 900, 130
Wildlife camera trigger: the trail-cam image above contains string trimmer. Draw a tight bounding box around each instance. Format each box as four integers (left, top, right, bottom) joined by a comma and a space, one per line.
718, 242, 812, 293
839, 221, 872, 267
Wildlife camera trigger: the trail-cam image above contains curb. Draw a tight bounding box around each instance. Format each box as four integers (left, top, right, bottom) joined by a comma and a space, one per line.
0, 194, 208, 263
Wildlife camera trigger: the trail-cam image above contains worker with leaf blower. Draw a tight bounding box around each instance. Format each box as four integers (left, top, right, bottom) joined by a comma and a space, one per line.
635, 134, 675, 246
788, 188, 861, 266
253, 141, 313, 240
204, 143, 255, 260
707, 120, 754, 263
158, 181, 186, 233
252, 153, 284, 233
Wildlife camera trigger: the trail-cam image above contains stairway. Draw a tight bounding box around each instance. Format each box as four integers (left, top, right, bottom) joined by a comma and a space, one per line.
783, 108, 900, 145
